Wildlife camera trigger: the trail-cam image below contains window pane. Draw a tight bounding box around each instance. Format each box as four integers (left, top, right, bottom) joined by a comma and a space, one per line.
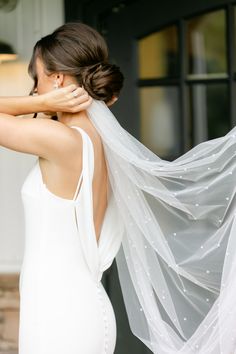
187, 10, 227, 79
139, 86, 181, 158
138, 26, 178, 79
189, 84, 230, 144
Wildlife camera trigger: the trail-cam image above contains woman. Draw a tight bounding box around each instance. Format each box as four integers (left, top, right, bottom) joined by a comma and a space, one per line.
1, 22, 236, 354
0, 23, 123, 354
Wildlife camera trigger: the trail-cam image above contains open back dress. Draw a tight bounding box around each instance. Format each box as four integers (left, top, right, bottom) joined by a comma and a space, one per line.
18, 126, 124, 354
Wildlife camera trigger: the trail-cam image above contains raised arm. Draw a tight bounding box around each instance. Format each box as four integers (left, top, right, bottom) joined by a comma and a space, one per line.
0, 84, 93, 162
0, 84, 92, 116
0, 113, 82, 160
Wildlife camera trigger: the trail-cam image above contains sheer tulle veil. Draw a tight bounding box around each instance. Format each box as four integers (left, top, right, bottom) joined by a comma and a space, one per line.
87, 99, 236, 354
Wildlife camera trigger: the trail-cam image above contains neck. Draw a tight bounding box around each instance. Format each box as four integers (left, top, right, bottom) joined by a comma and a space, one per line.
57, 110, 89, 126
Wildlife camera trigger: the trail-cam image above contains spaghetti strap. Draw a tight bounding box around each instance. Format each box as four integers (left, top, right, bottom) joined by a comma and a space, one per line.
72, 172, 83, 201
70, 126, 95, 202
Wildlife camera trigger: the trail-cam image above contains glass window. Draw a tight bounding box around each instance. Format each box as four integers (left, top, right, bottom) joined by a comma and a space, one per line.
138, 26, 178, 79
139, 86, 181, 158
189, 83, 230, 143
187, 10, 227, 79
137, 8, 231, 159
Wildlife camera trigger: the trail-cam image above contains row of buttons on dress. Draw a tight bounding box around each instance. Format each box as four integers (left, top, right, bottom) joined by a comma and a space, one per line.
97, 283, 109, 353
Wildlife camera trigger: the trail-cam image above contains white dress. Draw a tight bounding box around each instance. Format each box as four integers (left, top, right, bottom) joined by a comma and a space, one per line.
18, 126, 124, 354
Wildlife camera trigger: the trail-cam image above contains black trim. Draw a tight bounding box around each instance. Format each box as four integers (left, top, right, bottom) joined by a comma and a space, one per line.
227, 4, 236, 125
186, 78, 229, 84
179, 18, 189, 152
137, 78, 179, 86
138, 77, 230, 87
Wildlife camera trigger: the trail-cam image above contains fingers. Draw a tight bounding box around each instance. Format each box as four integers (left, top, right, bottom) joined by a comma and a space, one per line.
65, 85, 90, 102
71, 96, 93, 112
64, 84, 86, 98
70, 87, 84, 98
73, 91, 90, 104
64, 84, 78, 93
53, 84, 93, 112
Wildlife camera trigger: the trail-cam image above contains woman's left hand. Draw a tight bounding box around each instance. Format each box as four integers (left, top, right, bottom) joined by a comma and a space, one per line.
42, 84, 93, 113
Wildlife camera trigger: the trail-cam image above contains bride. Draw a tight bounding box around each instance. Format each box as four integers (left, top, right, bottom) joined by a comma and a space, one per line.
0, 21, 236, 354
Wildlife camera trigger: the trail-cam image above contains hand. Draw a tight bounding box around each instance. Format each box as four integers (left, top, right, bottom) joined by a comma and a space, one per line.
42, 84, 93, 113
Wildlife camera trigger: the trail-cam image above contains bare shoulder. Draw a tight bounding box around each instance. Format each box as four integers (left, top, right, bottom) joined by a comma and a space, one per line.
68, 122, 102, 153
66, 121, 106, 176
0, 113, 84, 161
38, 120, 107, 200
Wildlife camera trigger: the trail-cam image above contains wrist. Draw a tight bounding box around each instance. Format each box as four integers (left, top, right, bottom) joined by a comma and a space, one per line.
34, 94, 46, 112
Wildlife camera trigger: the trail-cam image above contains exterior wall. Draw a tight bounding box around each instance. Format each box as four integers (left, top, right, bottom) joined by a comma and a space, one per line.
0, 0, 64, 61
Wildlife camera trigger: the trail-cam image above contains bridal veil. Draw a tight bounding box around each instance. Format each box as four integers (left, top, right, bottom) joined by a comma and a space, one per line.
87, 99, 236, 354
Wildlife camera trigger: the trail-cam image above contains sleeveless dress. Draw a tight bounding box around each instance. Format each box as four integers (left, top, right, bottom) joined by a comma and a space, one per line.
18, 126, 124, 354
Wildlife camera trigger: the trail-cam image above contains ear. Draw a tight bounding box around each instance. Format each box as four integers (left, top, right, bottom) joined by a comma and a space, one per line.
50, 72, 65, 88
106, 96, 118, 107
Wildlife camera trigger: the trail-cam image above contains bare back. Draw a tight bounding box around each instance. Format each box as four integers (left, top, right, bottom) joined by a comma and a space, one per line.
38, 119, 108, 244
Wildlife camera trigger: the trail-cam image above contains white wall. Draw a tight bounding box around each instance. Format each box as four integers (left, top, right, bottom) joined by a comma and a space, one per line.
0, 0, 64, 61
0, 0, 64, 272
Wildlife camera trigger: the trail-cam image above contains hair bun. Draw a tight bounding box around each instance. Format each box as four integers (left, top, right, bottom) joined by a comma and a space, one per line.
29, 23, 124, 104
80, 62, 124, 103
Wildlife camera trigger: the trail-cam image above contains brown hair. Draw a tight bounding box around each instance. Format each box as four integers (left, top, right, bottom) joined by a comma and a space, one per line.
28, 22, 124, 103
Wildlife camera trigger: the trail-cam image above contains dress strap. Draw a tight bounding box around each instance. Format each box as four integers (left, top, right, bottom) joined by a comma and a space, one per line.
70, 125, 100, 281
70, 126, 95, 202
72, 171, 83, 201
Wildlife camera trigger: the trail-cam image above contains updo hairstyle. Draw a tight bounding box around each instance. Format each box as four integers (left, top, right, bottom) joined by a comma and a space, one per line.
28, 22, 124, 104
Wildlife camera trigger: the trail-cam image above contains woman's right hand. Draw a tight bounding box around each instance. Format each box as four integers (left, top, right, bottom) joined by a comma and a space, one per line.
42, 84, 93, 113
